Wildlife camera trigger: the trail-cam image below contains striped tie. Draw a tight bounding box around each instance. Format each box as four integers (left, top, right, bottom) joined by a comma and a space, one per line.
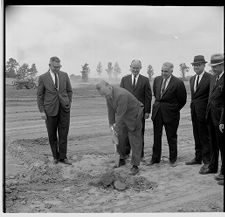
161, 78, 168, 96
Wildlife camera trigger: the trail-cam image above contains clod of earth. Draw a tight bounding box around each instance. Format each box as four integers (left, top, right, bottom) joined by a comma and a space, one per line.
114, 180, 126, 191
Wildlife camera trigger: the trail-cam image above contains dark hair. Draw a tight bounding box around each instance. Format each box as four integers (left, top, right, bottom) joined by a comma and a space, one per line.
49, 56, 60, 64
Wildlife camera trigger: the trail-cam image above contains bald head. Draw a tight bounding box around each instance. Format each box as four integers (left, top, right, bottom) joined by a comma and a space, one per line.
161, 62, 174, 79
96, 80, 112, 97
130, 59, 142, 76
131, 59, 142, 68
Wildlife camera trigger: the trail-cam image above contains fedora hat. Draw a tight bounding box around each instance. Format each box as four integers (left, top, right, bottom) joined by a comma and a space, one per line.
191, 55, 207, 65
209, 54, 224, 66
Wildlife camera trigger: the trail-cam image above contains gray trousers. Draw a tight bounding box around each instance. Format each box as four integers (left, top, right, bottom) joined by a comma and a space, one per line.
117, 113, 143, 166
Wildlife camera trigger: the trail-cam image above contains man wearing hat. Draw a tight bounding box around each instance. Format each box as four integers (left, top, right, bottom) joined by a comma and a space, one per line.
185, 55, 212, 174
203, 54, 224, 185
120, 59, 152, 161
37, 56, 73, 165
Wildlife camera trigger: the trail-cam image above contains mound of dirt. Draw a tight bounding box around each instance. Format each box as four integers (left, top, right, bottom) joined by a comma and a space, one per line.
89, 170, 158, 192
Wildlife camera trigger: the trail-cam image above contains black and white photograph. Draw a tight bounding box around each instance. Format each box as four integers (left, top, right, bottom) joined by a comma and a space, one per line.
2, 5, 224, 213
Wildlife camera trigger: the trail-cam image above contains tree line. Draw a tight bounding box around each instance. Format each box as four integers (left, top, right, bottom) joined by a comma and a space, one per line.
6, 57, 194, 83
5, 58, 38, 81
75, 61, 193, 82
70, 61, 156, 82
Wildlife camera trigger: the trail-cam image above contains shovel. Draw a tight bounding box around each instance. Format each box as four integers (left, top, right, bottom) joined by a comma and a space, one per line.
111, 127, 120, 167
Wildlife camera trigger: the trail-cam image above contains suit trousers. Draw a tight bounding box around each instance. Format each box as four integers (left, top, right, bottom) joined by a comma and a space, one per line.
117, 118, 143, 166
207, 113, 224, 174
121, 115, 145, 158
45, 105, 70, 160
191, 110, 211, 164
152, 109, 178, 162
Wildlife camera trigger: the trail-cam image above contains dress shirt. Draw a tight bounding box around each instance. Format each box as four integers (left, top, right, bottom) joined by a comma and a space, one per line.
132, 73, 140, 86
50, 69, 59, 89
194, 71, 205, 92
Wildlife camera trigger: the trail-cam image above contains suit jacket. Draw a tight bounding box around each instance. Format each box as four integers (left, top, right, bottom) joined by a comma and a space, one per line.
106, 86, 144, 132
120, 74, 152, 114
37, 70, 73, 116
190, 72, 212, 122
206, 73, 224, 126
151, 75, 187, 123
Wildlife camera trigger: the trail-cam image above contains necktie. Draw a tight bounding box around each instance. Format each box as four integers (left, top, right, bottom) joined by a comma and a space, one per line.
54, 73, 58, 90
161, 78, 167, 96
132, 76, 137, 89
195, 75, 199, 91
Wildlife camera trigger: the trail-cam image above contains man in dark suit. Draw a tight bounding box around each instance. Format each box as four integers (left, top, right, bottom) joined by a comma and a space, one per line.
185, 55, 212, 174
96, 80, 144, 175
149, 62, 187, 166
120, 59, 152, 160
37, 56, 73, 165
202, 54, 224, 185
217, 107, 224, 185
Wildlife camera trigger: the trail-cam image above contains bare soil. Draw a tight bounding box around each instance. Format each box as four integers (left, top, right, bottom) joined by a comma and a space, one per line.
4, 83, 224, 213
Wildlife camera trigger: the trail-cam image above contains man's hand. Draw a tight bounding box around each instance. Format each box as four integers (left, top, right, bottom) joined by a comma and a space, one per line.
144, 113, 150, 119
41, 112, 47, 120
109, 123, 118, 136
219, 124, 224, 133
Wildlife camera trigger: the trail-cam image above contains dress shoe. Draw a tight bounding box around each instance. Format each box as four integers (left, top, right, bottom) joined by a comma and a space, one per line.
147, 160, 160, 166
199, 164, 209, 174
170, 161, 178, 167
214, 174, 224, 181
217, 180, 224, 185
113, 159, 126, 168
124, 154, 130, 160
185, 158, 202, 165
59, 159, 72, 165
53, 159, 58, 164
199, 167, 217, 175
130, 166, 139, 175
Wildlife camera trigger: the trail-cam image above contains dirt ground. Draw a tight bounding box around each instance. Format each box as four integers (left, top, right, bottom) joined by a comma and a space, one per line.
4, 83, 224, 213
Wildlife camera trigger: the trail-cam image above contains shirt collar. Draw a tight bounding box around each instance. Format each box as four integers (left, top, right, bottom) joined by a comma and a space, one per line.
218, 71, 224, 80
164, 75, 172, 82
132, 73, 140, 80
196, 71, 205, 79
50, 69, 59, 75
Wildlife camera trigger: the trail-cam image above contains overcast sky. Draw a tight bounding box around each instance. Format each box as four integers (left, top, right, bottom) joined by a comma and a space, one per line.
5, 6, 224, 78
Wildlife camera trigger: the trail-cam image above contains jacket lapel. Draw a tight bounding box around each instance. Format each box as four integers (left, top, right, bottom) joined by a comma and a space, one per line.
158, 76, 163, 98
46, 71, 56, 90
195, 72, 205, 94
161, 75, 173, 97
190, 76, 195, 95
133, 74, 141, 90
58, 71, 64, 91
129, 74, 133, 89
211, 74, 220, 93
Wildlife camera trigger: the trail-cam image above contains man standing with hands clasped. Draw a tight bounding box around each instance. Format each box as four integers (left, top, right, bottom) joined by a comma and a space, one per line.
149, 62, 187, 166
120, 59, 152, 161
37, 56, 73, 165
185, 55, 212, 174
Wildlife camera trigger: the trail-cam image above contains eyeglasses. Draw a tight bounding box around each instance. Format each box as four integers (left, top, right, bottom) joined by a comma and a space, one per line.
161, 70, 169, 72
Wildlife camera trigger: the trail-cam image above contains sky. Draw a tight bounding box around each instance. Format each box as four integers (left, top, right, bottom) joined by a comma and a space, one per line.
5, 6, 224, 78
